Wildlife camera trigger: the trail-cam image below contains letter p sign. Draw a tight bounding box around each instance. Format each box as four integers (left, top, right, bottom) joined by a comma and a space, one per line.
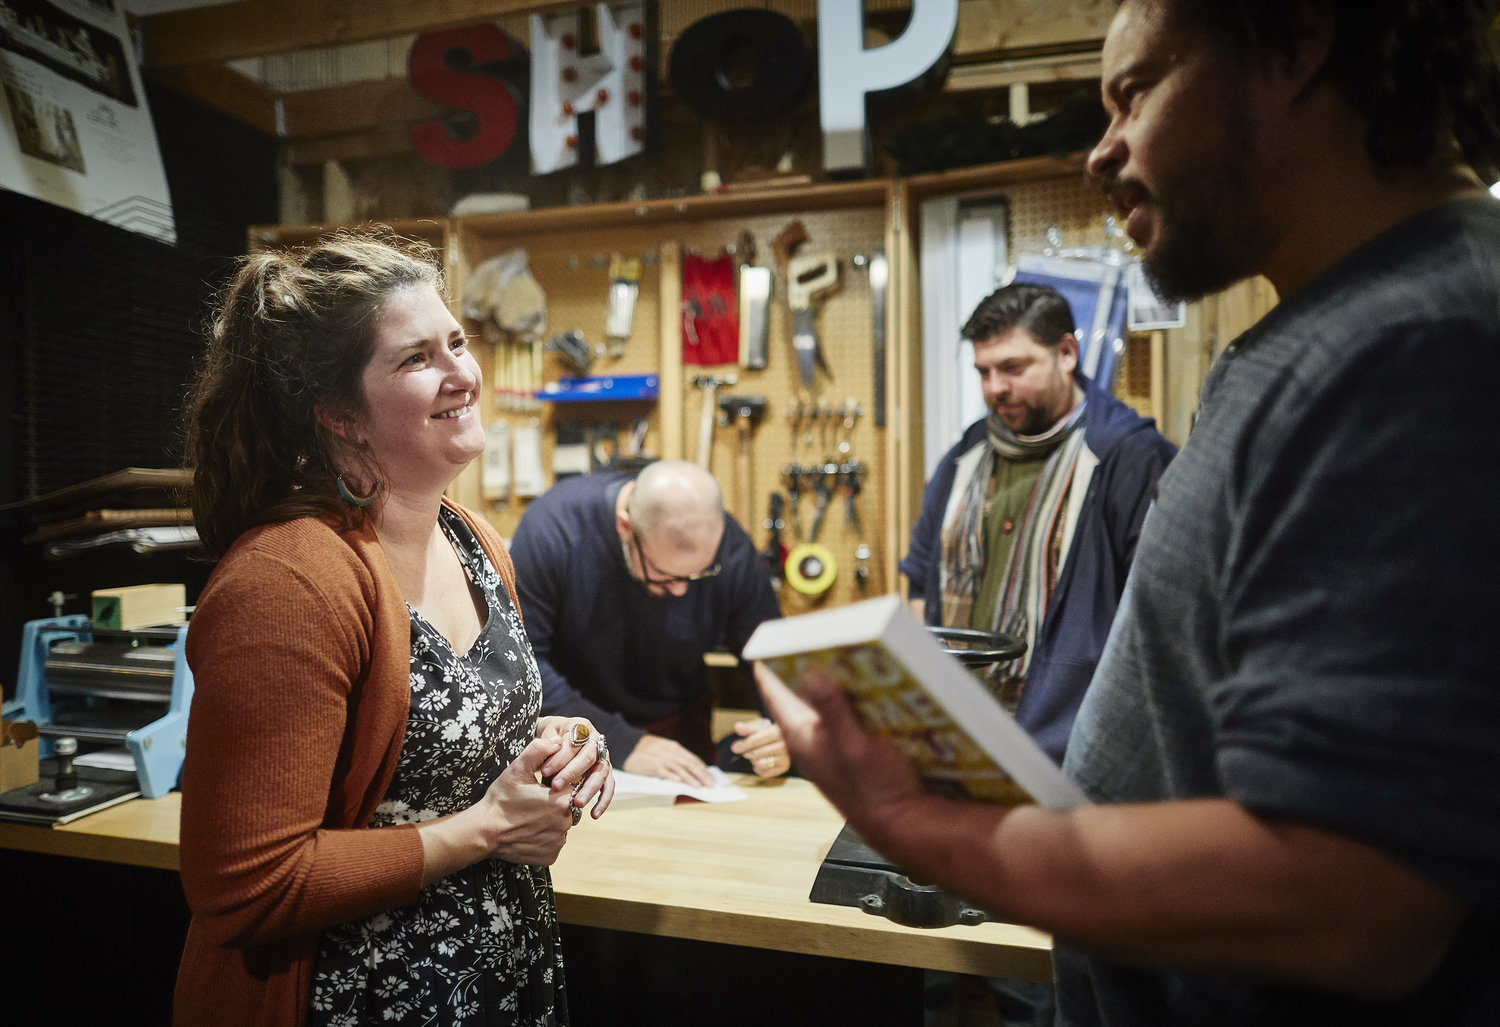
817, 0, 958, 174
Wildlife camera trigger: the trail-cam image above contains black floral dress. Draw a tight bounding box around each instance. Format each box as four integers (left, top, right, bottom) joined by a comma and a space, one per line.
309, 508, 568, 1026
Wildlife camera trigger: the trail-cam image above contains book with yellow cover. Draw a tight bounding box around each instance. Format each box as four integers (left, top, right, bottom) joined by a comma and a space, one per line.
742, 594, 1088, 809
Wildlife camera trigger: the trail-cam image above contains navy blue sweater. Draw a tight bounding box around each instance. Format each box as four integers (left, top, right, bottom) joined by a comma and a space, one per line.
508, 472, 781, 761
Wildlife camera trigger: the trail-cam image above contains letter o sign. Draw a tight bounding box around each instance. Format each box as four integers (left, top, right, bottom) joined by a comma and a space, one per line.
668, 10, 813, 121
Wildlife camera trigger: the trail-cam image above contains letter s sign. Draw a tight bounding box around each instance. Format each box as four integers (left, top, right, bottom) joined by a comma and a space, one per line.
409, 24, 522, 170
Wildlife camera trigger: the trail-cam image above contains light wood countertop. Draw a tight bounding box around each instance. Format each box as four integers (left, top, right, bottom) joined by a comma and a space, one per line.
0, 775, 1052, 980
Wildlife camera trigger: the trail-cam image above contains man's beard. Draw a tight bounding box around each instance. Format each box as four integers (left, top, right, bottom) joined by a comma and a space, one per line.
1140, 206, 1259, 304
1009, 404, 1062, 437
998, 371, 1077, 436
1135, 99, 1261, 303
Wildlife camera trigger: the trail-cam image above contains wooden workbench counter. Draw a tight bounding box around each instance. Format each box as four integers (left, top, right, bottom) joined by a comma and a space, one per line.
0, 775, 1052, 982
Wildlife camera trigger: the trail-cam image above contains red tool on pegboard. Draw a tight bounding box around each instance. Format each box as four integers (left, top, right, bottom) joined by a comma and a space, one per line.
682, 251, 738, 365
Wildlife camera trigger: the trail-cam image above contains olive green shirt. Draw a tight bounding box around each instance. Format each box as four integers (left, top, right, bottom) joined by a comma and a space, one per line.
971, 454, 1048, 630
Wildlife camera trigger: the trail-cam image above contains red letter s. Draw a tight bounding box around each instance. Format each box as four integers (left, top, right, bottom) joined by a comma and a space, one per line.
409, 24, 519, 170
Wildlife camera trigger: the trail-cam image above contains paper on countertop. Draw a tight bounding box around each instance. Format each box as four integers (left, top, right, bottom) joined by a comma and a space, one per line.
609, 765, 747, 806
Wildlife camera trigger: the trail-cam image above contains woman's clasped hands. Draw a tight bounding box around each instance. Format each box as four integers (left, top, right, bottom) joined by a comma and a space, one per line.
465, 718, 615, 870
537, 716, 615, 826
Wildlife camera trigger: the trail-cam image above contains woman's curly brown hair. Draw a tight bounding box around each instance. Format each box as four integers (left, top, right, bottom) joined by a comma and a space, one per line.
181, 229, 445, 558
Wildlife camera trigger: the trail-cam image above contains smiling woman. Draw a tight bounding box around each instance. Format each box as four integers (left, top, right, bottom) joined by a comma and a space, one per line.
174, 229, 614, 1026
321, 279, 487, 507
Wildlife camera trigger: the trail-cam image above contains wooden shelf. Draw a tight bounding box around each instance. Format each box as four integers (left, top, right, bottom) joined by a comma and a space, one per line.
901, 153, 1090, 200
456, 179, 892, 240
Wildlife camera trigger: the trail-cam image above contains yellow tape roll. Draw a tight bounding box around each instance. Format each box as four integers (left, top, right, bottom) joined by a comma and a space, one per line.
785, 542, 837, 595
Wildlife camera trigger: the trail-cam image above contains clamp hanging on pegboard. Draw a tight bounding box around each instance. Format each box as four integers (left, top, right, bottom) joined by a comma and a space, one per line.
785, 462, 839, 598
841, 459, 871, 593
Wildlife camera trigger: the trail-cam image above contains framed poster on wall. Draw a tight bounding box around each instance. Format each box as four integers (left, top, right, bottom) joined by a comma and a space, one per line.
0, 0, 174, 242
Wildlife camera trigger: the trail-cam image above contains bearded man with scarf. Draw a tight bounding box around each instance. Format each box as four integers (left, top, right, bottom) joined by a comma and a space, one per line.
900, 283, 1176, 766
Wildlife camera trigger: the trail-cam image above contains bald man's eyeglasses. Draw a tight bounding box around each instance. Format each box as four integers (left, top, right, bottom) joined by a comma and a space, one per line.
630, 527, 722, 588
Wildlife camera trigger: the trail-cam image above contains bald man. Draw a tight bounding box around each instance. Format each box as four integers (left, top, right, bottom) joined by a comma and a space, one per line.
509, 460, 786, 785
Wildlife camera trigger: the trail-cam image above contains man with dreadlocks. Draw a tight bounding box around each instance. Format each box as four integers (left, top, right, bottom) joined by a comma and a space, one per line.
758, 1, 1500, 1024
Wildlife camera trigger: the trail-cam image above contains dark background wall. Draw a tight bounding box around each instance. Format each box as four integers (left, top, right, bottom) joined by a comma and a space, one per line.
0, 83, 275, 1026
0, 83, 277, 699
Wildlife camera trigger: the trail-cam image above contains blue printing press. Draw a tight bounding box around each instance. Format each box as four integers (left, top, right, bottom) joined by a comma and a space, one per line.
2, 615, 194, 799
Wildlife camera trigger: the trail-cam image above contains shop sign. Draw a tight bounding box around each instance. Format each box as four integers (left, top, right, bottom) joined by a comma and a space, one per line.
408, 0, 957, 176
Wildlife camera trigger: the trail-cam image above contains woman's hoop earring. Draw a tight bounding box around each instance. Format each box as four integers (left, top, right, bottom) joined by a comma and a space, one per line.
337, 474, 381, 508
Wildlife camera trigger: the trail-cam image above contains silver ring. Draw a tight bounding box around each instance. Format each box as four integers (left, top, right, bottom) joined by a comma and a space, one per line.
571, 805, 582, 826
595, 734, 609, 764
568, 722, 591, 747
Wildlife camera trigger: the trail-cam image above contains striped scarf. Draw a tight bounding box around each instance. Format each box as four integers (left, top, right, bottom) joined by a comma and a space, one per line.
939, 401, 1088, 698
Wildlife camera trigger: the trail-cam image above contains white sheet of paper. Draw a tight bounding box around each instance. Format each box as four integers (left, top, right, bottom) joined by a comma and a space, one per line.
608, 766, 747, 806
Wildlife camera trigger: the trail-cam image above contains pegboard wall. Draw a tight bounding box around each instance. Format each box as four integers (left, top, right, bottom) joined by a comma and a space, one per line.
454, 199, 890, 614
1001, 173, 1165, 424
684, 206, 889, 615
1120, 330, 1154, 402
1004, 172, 1120, 255
923, 167, 1162, 412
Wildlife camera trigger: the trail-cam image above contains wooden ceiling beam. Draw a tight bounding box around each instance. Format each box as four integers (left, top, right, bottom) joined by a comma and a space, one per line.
140, 0, 1112, 71
139, 0, 1110, 145
139, 0, 579, 69
954, 0, 1111, 55
143, 62, 281, 135
945, 50, 1101, 92
279, 78, 442, 139
281, 125, 419, 166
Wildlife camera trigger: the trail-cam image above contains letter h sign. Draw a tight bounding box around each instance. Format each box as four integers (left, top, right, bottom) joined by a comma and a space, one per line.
530, 3, 649, 174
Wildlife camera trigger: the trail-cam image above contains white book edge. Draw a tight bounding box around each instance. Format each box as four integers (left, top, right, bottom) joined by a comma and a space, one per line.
743, 593, 1089, 810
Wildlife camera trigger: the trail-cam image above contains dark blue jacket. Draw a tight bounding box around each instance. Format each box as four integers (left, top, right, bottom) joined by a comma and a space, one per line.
899, 378, 1175, 763
508, 472, 781, 761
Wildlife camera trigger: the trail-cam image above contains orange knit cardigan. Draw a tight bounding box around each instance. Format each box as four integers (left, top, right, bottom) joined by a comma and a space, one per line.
173, 500, 520, 1026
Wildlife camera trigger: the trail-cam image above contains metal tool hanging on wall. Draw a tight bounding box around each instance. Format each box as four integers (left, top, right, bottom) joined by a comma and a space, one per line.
783, 464, 804, 539
545, 329, 598, 373
859, 249, 889, 427
785, 462, 839, 598
693, 373, 735, 469
761, 492, 787, 590
778, 459, 868, 599
605, 254, 641, 358
787, 252, 839, 388
719, 393, 766, 529
737, 231, 772, 371
842, 461, 871, 592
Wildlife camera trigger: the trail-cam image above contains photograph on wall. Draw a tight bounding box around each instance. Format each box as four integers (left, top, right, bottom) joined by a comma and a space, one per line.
0, 0, 174, 242
1125, 261, 1186, 331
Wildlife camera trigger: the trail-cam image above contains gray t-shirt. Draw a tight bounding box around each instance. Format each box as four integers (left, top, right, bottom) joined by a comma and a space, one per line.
1059, 198, 1500, 1026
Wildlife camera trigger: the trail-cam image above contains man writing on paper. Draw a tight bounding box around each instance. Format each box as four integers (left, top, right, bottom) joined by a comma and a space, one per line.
510, 459, 788, 786
901, 282, 1175, 765
760, 1, 1500, 1024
